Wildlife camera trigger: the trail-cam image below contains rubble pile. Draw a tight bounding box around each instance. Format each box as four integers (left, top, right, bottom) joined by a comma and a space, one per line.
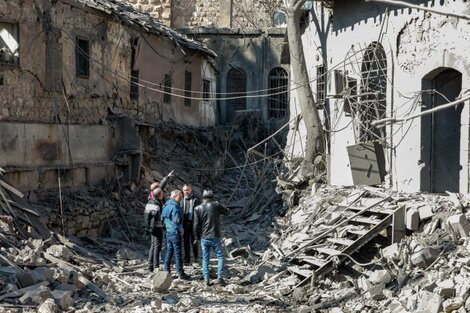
245, 181, 470, 313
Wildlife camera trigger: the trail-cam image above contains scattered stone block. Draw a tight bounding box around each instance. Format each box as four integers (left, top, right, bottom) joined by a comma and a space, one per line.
33, 267, 55, 283
46, 245, 72, 262
116, 248, 137, 260
411, 247, 440, 268
358, 276, 385, 300
52, 289, 74, 310
37, 298, 58, 313
417, 291, 443, 313
418, 205, 434, 221
443, 298, 463, 312
151, 271, 173, 293
19, 285, 51, 305
436, 279, 455, 299
257, 264, 276, 280
448, 214, 470, 239
368, 270, 391, 285
406, 208, 420, 231
382, 243, 400, 260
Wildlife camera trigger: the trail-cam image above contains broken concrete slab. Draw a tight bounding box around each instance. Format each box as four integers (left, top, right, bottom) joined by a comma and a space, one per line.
411, 247, 440, 268
368, 269, 391, 285
417, 291, 443, 313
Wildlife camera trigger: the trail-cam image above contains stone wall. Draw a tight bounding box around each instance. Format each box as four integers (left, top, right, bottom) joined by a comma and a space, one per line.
44, 194, 117, 237
117, 0, 285, 29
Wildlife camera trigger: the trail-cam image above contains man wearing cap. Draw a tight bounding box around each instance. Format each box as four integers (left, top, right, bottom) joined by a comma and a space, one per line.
162, 189, 191, 280
193, 190, 230, 286
144, 187, 164, 272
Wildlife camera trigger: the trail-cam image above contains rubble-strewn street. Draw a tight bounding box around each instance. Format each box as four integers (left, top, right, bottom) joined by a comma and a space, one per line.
3, 122, 470, 313
3, 0, 470, 312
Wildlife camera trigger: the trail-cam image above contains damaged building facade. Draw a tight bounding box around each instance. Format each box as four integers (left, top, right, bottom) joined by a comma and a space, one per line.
288, 0, 470, 193
0, 0, 217, 192
118, 0, 290, 125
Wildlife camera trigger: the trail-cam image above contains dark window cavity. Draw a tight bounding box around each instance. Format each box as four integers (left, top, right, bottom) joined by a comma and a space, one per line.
75, 38, 90, 78
184, 71, 192, 107
130, 70, 139, 100
164, 74, 172, 104
202, 79, 210, 101
268, 67, 289, 119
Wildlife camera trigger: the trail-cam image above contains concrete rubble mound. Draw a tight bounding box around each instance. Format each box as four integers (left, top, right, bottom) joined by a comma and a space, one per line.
2, 122, 470, 312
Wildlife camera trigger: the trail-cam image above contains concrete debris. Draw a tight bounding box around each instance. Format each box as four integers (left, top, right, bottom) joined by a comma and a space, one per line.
3, 122, 470, 312
37, 298, 59, 313
447, 214, 470, 239
151, 271, 173, 293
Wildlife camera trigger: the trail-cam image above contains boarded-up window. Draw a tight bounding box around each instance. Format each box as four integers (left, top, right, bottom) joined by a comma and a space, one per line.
75, 38, 90, 78
184, 71, 192, 107
268, 67, 288, 119
164, 74, 172, 104
202, 79, 210, 101
0, 21, 19, 65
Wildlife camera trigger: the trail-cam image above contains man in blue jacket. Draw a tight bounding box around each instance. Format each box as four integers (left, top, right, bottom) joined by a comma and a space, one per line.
162, 189, 191, 280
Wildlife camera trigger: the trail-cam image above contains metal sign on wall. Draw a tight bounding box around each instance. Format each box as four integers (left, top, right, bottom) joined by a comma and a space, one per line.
347, 142, 386, 186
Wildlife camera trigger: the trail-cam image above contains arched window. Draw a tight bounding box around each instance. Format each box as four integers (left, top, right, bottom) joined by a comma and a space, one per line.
358, 42, 387, 142
268, 67, 289, 119
226, 68, 247, 119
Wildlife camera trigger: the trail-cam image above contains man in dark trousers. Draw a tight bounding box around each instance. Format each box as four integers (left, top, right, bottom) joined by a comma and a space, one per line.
162, 189, 190, 280
144, 187, 164, 272
193, 190, 230, 286
182, 184, 200, 265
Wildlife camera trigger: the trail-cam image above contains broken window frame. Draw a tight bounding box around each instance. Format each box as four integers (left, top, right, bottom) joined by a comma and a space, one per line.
184, 70, 192, 107
268, 67, 289, 119
75, 37, 90, 79
202, 78, 211, 102
0, 21, 19, 66
163, 74, 172, 104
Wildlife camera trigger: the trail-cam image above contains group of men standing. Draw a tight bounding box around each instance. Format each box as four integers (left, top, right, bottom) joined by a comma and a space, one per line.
144, 171, 229, 286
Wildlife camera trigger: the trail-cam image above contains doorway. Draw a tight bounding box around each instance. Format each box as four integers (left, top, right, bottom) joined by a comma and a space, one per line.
421, 68, 463, 193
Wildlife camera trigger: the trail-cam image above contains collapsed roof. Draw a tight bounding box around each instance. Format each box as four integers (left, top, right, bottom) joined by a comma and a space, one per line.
72, 0, 217, 58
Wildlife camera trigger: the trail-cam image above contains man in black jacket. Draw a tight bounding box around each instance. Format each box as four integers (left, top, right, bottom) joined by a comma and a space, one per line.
144, 187, 164, 272
182, 184, 200, 265
193, 190, 230, 286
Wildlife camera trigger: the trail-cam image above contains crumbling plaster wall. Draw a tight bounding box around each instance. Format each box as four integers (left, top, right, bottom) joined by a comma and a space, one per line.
0, 0, 137, 124
287, 0, 470, 192
114, 0, 172, 25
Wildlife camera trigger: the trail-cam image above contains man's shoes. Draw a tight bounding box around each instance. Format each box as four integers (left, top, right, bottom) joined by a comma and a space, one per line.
216, 278, 226, 286
148, 266, 154, 273
204, 280, 212, 287
178, 273, 191, 281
